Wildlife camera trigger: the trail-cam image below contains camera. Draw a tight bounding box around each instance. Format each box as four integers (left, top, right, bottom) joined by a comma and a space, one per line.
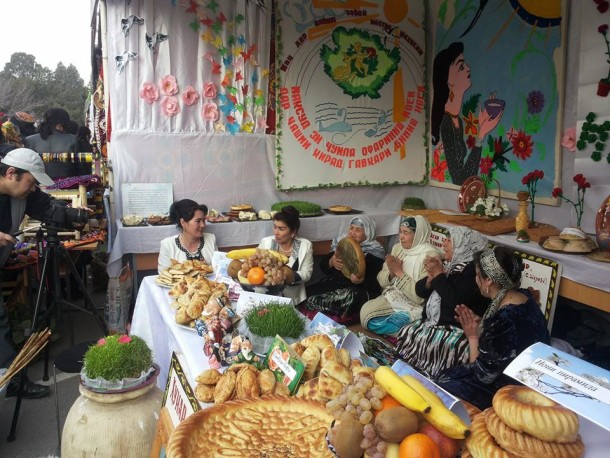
43, 200, 88, 230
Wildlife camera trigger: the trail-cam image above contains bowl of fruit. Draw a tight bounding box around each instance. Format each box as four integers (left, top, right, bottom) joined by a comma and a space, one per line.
226, 248, 294, 295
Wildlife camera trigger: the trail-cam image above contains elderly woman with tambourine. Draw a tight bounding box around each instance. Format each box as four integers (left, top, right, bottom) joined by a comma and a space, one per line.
297, 215, 385, 325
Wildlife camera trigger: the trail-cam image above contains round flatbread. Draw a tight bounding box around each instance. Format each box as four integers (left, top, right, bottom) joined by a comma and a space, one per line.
335, 237, 365, 280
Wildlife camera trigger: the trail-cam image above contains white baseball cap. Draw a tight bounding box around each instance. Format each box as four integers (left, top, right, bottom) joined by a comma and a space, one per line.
1, 148, 54, 186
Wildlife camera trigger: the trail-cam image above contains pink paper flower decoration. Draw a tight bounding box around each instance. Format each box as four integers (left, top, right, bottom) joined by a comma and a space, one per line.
202, 102, 219, 121
140, 82, 159, 104
203, 82, 217, 99
561, 126, 577, 152
182, 86, 199, 106
118, 335, 132, 344
161, 75, 179, 96
97, 338, 107, 346
162, 96, 181, 117
256, 116, 268, 131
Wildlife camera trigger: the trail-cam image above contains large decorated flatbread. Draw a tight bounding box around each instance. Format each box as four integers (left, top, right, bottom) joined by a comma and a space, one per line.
335, 237, 365, 279
166, 395, 334, 458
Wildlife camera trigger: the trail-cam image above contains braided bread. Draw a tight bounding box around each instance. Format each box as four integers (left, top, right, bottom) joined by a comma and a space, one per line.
493, 385, 579, 443
485, 408, 584, 458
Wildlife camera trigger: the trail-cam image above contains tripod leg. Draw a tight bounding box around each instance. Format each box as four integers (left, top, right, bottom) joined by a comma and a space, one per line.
59, 246, 109, 335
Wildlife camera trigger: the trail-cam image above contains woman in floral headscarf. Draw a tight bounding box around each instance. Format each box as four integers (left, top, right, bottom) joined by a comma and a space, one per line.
360, 215, 441, 337
297, 215, 385, 325
395, 225, 490, 378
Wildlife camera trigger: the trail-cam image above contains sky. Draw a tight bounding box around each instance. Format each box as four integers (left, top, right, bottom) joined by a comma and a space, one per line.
0, 1, 93, 81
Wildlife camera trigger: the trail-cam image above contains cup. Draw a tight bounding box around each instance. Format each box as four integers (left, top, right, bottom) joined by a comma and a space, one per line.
484, 99, 505, 119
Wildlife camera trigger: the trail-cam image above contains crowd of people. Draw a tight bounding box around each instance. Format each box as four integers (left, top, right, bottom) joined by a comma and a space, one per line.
154, 196, 551, 410
1, 108, 94, 399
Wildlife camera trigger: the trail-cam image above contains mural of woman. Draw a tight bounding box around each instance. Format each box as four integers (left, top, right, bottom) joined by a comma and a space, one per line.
431, 42, 504, 185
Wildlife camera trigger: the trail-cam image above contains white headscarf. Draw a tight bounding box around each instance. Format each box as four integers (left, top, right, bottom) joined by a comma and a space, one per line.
425, 226, 488, 325
331, 215, 385, 259
399, 215, 435, 257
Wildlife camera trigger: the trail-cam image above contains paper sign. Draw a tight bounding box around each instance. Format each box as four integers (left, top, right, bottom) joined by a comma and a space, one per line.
391, 360, 471, 425
162, 352, 200, 427
504, 342, 610, 432
121, 182, 173, 216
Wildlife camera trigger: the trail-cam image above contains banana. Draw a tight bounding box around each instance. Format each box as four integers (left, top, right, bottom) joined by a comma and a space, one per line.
237, 271, 251, 284
400, 374, 470, 439
374, 366, 431, 414
384, 443, 399, 458
268, 249, 289, 264
226, 248, 258, 260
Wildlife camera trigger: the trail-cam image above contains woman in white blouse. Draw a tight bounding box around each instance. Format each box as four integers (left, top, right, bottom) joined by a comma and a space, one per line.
158, 199, 217, 272
258, 206, 313, 305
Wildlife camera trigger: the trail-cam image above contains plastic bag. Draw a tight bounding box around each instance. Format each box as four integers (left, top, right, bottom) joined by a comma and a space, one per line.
104, 265, 132, 334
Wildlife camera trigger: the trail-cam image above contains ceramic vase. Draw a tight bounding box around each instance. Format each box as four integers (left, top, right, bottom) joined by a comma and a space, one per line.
61, 379, 163, 457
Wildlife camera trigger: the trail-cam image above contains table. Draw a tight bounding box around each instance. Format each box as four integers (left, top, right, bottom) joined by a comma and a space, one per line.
487, 234, 610, 313
107, 207, 401, 277
130, 275, 208, 390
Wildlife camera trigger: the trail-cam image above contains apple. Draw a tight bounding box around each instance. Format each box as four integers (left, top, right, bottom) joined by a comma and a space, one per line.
418, 422, 463, 458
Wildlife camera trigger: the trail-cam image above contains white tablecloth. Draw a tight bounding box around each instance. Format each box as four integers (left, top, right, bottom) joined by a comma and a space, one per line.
487, 234, 610, 293
107, 207, 401, 276
130, 276, 208, 390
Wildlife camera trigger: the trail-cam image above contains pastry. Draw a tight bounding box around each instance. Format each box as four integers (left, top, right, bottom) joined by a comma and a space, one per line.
301, 334, 334, 350
465, 412, 513, 458
258, 369, 276, 395
194, 383, 215, 403
485, 408, 584, 458
301, 346, 321, 381
195, 368, 222, 385
563, 240, 591, 253
320, 360, 351, 386
542, 236, 566, 251
320, 346, 339, 367
213, 370, 236, 404
337, 348, 351, 368
166, 396, 334, 458
235, 366, 260, 399
329, 205, 353, 213
492, 385, 579, 443
317, 372, 344, 400
230, 203, 254, 212
559, 227, 586, 241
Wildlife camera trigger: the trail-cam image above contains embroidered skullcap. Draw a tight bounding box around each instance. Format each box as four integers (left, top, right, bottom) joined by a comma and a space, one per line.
479, 248, 519, 290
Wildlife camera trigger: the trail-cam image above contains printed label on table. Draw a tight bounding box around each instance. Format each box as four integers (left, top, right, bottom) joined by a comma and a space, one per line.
162, 352, 200, 427
504, 342, 610, 431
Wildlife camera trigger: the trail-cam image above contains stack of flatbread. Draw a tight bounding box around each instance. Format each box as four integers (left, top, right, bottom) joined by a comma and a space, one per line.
156, 259, 214, 287
169, 276, 228, 326
292, 334, 373, 402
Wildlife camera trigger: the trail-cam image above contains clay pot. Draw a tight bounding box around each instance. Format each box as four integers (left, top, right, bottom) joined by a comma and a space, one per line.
61, 370, 163, 458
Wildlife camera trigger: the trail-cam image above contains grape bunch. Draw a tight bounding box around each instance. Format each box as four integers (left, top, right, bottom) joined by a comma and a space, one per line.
326, 374, 388, 458
239, 249, 287, 286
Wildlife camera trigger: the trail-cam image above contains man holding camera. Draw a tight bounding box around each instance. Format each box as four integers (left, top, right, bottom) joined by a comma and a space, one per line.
1, 148, 55, 398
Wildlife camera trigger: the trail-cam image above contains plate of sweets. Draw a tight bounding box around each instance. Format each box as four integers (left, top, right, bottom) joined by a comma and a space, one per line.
324, 205, 363, 215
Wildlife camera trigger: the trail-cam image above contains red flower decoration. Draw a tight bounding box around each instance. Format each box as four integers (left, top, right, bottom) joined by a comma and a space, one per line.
431, 159, 448, 182
118, 335, 132, 344
479, 156, 493, 175
552, 187, 563, 198
97, 338, 107, 346
599, 24, 609, 35
599, 1, 609, 13
511, 131, 533, 160
462, 112, 479, 136
466, 135, 476, 149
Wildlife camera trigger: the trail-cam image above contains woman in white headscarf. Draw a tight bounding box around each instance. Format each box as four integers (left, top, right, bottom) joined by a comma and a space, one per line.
297, 215, 386, 325
360, 216, 441, 336
395, 225, 490, 378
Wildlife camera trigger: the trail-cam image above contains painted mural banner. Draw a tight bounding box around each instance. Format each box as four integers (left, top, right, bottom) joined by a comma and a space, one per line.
275, 0, 427, 190
429, 0, 567, 203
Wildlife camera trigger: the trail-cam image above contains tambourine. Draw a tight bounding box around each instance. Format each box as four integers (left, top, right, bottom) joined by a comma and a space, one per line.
335, 237, 366, 279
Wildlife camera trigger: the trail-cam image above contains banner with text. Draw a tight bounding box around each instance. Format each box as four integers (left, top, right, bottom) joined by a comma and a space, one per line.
275, 0, 427, 190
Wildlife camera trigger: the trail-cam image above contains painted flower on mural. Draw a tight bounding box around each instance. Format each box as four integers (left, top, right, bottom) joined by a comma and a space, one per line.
202, 102, 219, 122
526, 90, 545, 114
431, 146, 448, 182
182, 86, 199, 106
160, 75, 179, 96
480, 134, 511, 183
462, 111, 479, 136
511, 130, 533, 160
139, 82, 159, 104
161, 96, 181, 117
203, 81, 217, 99
479, 156, 493, 175
466, 135, 476, 149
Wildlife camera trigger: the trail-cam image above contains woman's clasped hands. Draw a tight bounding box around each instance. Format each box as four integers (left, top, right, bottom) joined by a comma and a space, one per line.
454, 304, 481, 339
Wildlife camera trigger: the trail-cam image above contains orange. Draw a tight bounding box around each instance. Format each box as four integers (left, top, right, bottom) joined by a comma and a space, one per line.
374, 394, 402, 417
247, 266, 266, 285
399, 433, 441, 458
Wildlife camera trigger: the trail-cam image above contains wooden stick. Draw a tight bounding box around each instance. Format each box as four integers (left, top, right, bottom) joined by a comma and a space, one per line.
0, 328, 51, 389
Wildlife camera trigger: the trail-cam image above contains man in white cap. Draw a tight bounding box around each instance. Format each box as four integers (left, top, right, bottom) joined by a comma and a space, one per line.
0, 148, 55, 398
